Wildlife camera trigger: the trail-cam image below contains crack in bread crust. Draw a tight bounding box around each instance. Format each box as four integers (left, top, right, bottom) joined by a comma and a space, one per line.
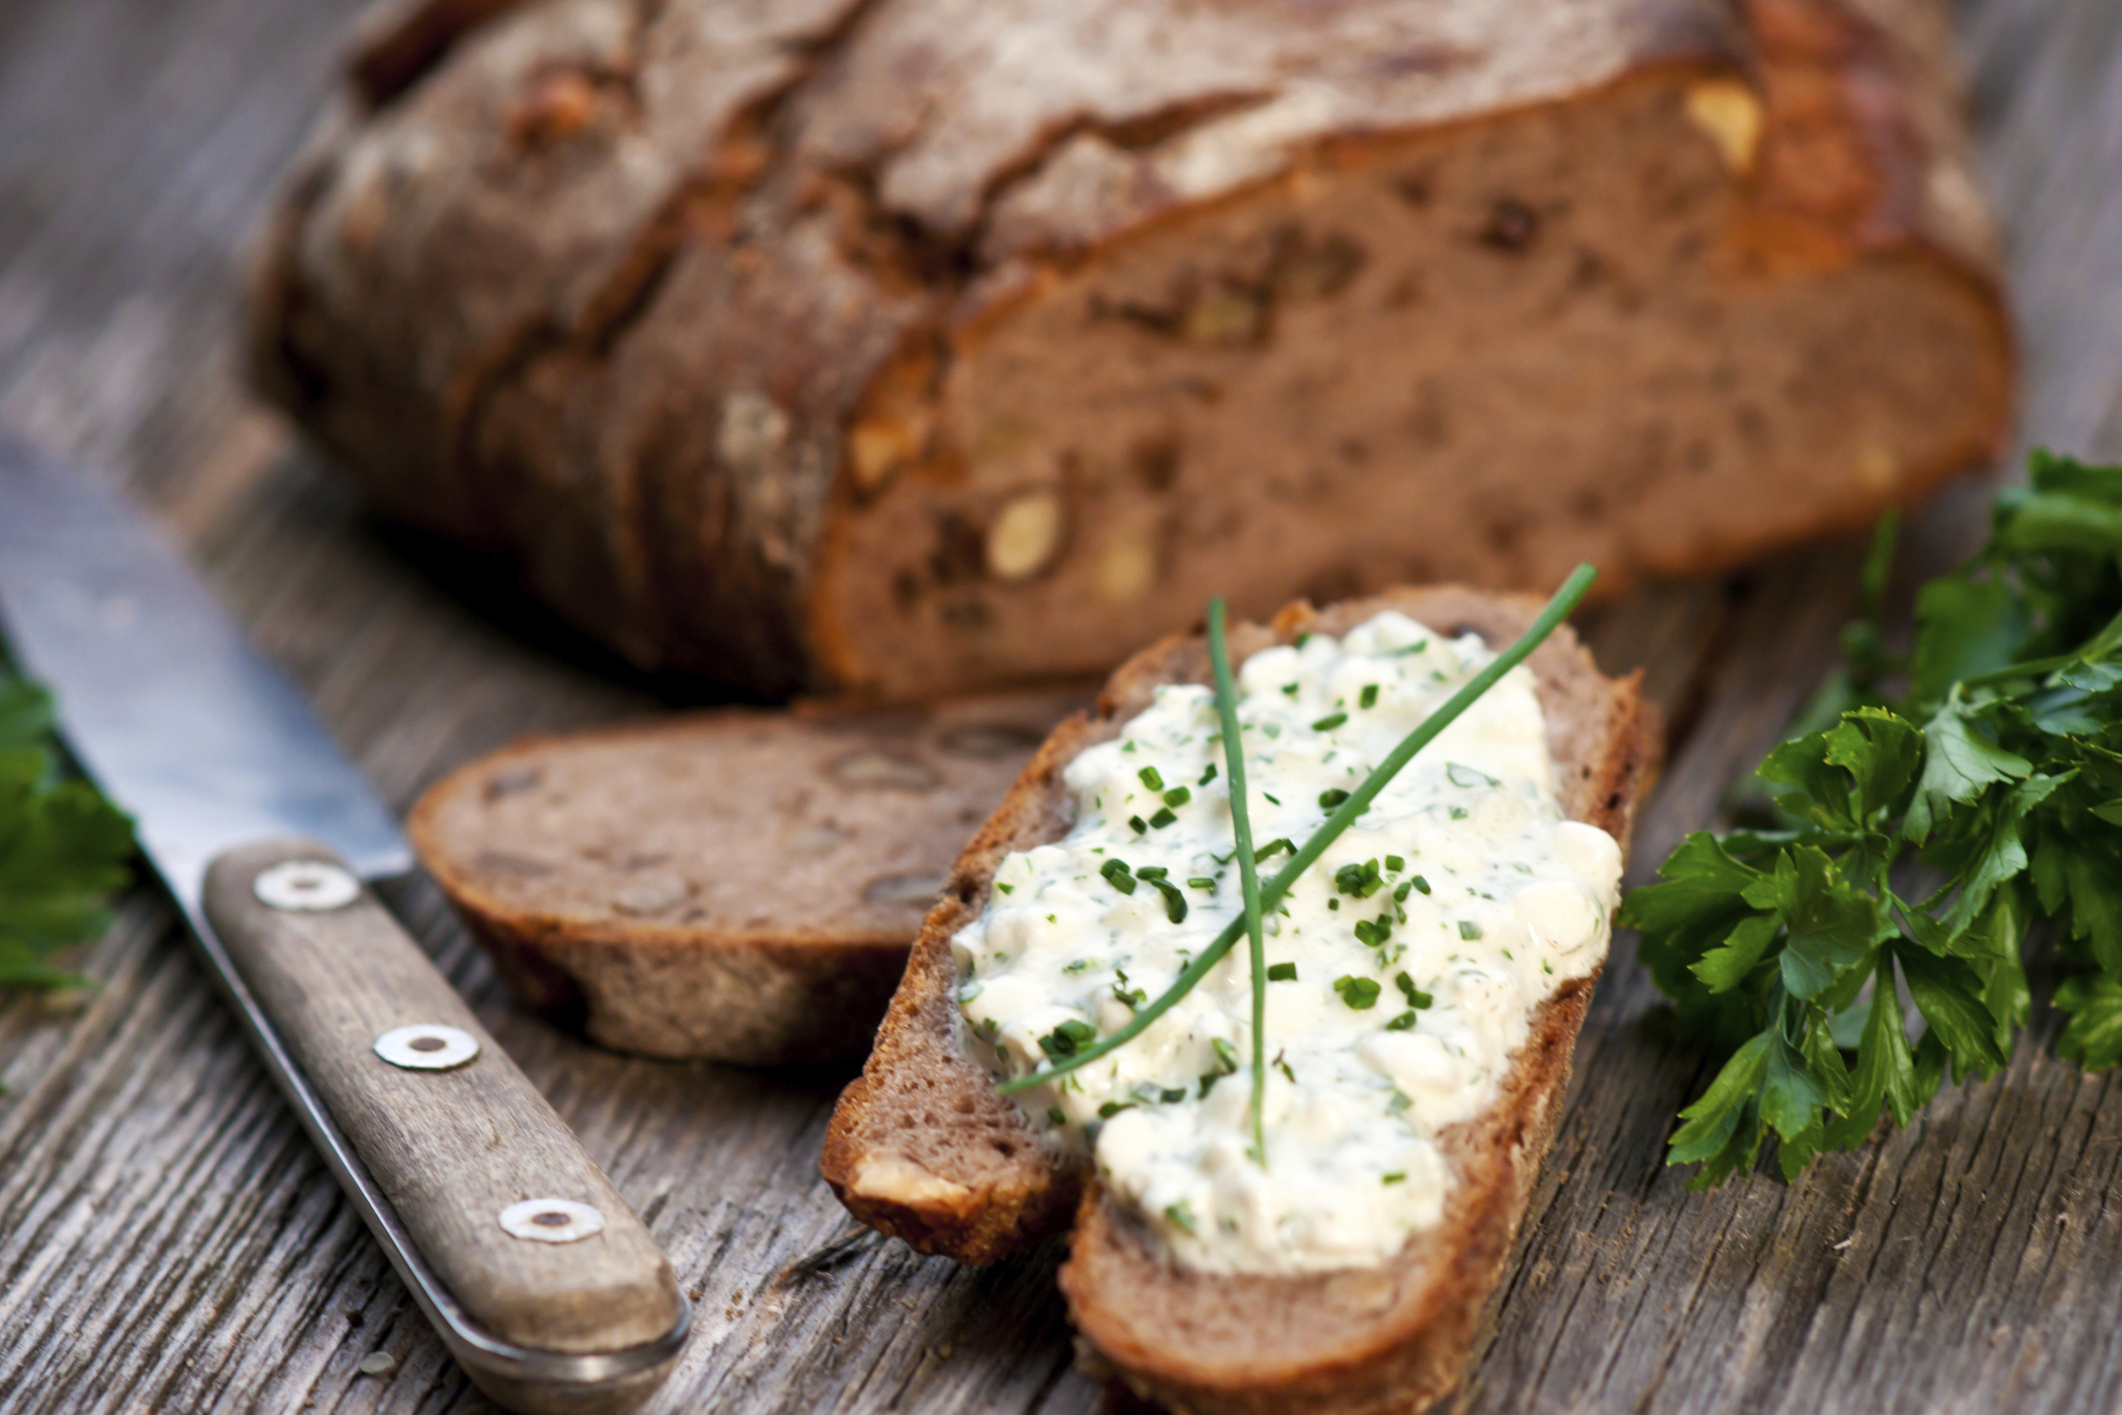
822, 587, 1661, 1411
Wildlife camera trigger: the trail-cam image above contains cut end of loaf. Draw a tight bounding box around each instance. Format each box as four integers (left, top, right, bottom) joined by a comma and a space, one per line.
812, 67, 2011, 698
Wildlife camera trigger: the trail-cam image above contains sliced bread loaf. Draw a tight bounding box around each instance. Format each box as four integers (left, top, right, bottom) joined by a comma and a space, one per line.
410, 688, 1084, 1063
819, 587, 1658, 1411
253, 0, 2010, 699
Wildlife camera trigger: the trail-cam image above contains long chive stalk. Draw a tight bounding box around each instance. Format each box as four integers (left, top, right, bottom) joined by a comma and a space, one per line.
1206, 597, 1269, 1165
995, 563, 1598, 1098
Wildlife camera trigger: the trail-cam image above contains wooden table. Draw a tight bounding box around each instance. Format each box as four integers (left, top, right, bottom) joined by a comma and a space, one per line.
3, 1, 2121, 1410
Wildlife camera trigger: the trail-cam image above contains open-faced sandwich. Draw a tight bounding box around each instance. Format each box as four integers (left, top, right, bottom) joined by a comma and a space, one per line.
823, 583, 1659, 1413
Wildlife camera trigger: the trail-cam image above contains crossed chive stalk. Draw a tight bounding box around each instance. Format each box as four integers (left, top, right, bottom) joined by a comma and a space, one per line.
994, 565, 1599, 1171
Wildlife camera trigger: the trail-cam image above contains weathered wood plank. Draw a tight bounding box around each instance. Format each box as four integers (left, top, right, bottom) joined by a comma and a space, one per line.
1, 0, 2121, 1411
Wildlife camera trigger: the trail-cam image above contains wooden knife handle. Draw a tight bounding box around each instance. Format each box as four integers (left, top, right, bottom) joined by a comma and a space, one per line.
202, 838, 682, 1356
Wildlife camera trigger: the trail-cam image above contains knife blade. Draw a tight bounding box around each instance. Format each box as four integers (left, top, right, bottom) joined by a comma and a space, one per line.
0, 443, 688, 1414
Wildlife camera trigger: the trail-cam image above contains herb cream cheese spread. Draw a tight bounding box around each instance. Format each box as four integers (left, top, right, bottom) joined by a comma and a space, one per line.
952, 611, 1622, 1274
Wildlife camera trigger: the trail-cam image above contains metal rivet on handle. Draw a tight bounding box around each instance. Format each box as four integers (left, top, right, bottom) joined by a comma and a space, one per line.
254, 860, 362, 912
499, 1198, 606, 1244
373, 1024, 481, 1071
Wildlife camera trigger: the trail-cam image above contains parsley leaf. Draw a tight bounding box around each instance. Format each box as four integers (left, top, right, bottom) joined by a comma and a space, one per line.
0, 665, 133, 991
1630, 451, 2122, 1185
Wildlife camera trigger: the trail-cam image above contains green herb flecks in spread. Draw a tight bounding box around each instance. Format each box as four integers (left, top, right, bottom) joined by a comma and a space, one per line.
961, 572, 1619, 1274
1630, 452, 2122, 1187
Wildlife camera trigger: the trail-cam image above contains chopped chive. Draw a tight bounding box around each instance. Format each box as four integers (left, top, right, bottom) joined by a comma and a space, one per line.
1097, 1100, 1134, 1118
1129, 815, 1149, 834
1163, 786, 1192, 807
1255, 837, 1294, 863
1188, 877, 1217, 890
1396, 973, 1433, 1008
1411, 875, 1432, 895
1459, 920, 1484, 940
1164, 1200, 1197, 1235
1385, 1010, 1418, 1030
1281, 683, 1300, 696
1334, 975, 1382, 1009
1335, 859, 1384, 898
994, 565, 1597, 1099
1273, 1054, 1296, 1083
1198, 762, 1219, 785
1048, 1107, 1066, 1125
1139, 767, 1165, 790
1382, 1171, 1406, 1184
1262, 792, 1281, 805
1387, 1091, 1412, 1115
1328, 898, 1341, 910
996, 882, 1014, 894
1386, 854, 1405, 872
1211, 1037, 1240, 1074
1100, 858, 1137, 894
1149, 807, 1178, 829
1135, 865, 1167, 879
1267, 962, 1297, 982
1312, 712, 1348, 731
1318, 788, 1351, 809
1360, 684, 1379, 709
1037, 1018, 1099, 1061
1147, 876, 1188, 923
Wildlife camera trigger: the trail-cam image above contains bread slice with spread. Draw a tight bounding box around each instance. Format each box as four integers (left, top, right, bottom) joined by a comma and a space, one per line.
821, 587, 1659, 1410
409, 688, 1083, 1063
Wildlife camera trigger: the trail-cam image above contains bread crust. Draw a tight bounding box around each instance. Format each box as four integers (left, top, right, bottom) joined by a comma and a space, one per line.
821, 585, 1660, 1375
252, 0, 2011, 699
410, 689, 1083, 1063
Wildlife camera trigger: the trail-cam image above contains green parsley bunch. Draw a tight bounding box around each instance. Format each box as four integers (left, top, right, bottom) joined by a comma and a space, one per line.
1624, 451, 2122, 1186
0, 666, 132, 989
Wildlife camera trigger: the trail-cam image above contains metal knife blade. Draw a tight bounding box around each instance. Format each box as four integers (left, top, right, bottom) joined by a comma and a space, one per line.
0, 444, 408, 902
0, 443, 688, 1413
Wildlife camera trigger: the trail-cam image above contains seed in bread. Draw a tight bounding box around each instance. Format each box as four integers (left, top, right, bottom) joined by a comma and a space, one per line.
409, 688, 1084, 1064
821, 587, 1660, 1411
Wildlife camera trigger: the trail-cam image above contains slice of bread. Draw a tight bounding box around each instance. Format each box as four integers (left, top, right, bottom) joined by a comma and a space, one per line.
409, 687, 1086, 1064
820, 587, 1660, 1411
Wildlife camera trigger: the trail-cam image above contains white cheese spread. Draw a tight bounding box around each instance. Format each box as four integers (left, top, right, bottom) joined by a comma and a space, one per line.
951, 611, 1622, 1275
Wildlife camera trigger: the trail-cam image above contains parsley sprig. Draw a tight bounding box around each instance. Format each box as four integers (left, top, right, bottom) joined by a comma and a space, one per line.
996, 564, 1597, 1098
0, 665, 133, 990
1626, 451, 2122, 1187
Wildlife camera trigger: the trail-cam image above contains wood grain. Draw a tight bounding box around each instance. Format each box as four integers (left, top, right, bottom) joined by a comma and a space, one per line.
0, 0, 2120, 1412
202, 838, 682, 1358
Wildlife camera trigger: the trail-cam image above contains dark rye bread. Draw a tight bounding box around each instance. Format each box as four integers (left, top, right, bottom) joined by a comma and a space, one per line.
253, 0, 2011, 700
820, 588, 1660, 1412
409, 688, 1083, 1064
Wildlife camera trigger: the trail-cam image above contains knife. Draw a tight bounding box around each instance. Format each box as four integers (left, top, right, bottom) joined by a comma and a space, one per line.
0, 443, 689, 1414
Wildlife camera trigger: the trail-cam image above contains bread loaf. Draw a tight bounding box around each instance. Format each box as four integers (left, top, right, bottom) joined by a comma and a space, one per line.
253, 0, 2012, 699
819, 586, 1659, 1411
409, 689, 1082, 1062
